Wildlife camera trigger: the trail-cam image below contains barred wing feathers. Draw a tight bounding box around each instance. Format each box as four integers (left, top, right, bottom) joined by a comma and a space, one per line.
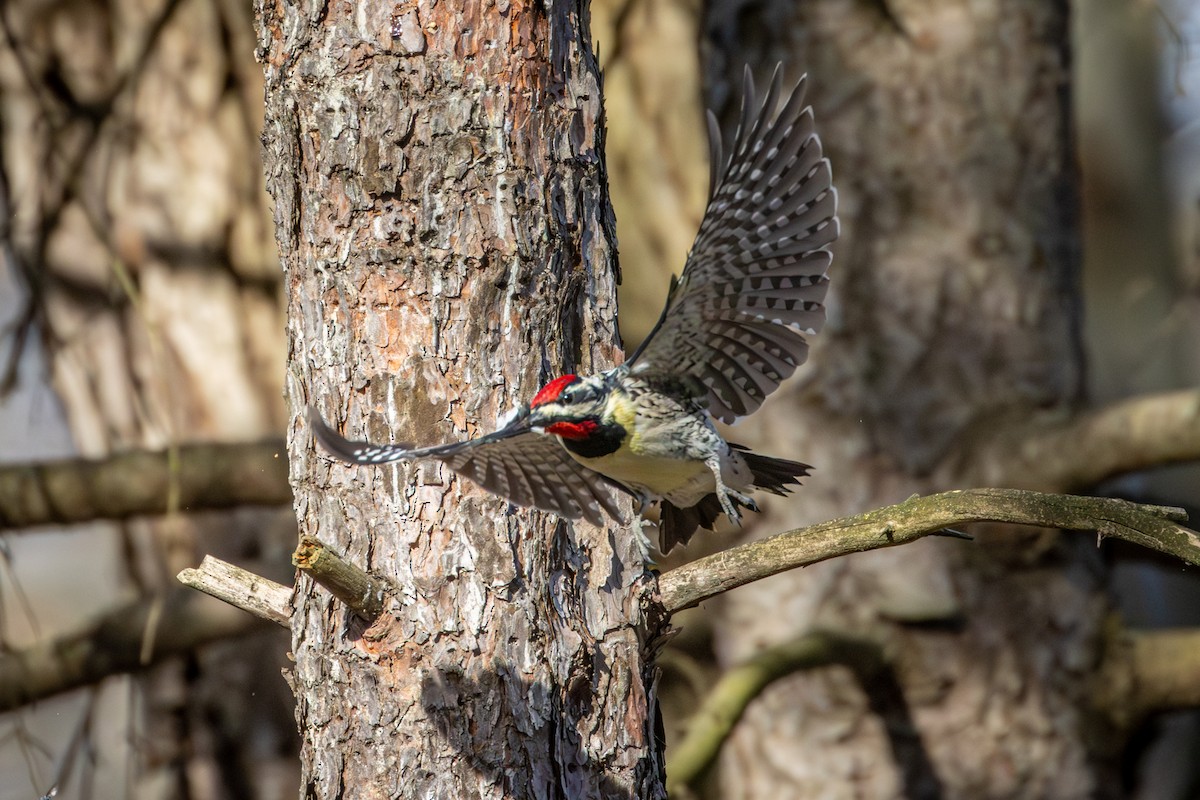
309, 408, 627, 526
628, 66, 838, 423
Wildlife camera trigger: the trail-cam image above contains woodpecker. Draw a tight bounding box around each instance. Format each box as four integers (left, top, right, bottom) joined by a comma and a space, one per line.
311, 66, 838, 552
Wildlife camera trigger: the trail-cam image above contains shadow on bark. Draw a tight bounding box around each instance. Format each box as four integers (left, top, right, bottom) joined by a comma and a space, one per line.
857, 659, 945, 800
420, 665, 657, 799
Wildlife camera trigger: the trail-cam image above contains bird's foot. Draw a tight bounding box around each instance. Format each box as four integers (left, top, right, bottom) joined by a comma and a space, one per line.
711, 489, 736, 523
634, 494, 653, 517
630, 511, 656, 567
717, 489, 758, 525
735, 492, 760, 514
707, 456, 743, 523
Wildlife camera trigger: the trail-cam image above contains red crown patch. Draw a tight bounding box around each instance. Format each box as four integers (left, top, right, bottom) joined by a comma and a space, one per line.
530, 374, 578, 407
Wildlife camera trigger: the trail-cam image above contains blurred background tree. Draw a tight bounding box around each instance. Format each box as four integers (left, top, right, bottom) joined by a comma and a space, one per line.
2, 0, 1199, 798
0, 0, 295, 796
598, 0, 1200, 795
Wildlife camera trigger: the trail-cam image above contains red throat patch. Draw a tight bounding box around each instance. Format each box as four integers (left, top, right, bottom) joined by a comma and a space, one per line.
545, 419, 598, 441
531, 374, 579, 407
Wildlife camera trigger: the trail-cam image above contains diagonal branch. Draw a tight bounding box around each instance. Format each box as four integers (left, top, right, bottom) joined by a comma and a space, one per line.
665, 631, 885, 792
178, 555, 293, 626
177, 541, 391, 624
666, 625, 1200, 793
0, 439, 290, 529
293, 535, 388, 620
952, 389, 1200, 491
657, 489, 1198, 613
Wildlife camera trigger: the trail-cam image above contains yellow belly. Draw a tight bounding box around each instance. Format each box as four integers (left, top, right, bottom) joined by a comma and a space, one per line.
566, 445, 712, 497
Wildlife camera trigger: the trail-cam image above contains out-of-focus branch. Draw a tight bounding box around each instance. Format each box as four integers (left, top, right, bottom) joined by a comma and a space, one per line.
952, 389, 1200, 491
0, 439, 290, 529
178, 555, 293, 626
0, 589, 275, 712
665, 631, 883, 792
668, 625, 1200, 793
1100, 628, 1200, 727
293, 535, 388, 620
658, 489, 1197, 613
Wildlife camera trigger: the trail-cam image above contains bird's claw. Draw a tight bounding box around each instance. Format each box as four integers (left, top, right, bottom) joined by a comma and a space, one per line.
630, 510, 655, 565
718, 488, 758, 523
716, 492, 741, 524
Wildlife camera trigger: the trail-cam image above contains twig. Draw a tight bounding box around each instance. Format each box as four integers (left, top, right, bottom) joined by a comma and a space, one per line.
177, 555, 293, 626
37, 689, 99, 800
0, 589, 273, 712
665, 632, 883, 792
658, 489, 1198, 613
0, 439, 290, 529
293, 535, 388, 619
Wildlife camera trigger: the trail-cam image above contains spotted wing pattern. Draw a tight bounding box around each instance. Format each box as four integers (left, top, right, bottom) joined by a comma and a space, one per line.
309, 408, 628, 526
627, 66, 839, 423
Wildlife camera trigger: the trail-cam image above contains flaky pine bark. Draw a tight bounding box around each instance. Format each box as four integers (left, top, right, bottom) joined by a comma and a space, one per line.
256, 1, 664, 797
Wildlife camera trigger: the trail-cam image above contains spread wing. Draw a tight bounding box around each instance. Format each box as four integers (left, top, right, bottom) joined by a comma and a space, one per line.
309, 407, 629, 526
627, 66, 839, 423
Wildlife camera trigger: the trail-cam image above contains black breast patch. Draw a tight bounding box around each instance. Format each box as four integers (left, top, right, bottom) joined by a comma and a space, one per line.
561, 418, 626, 459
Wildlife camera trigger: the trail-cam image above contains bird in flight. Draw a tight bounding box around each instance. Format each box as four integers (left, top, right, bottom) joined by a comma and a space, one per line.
312, 66, 838, 552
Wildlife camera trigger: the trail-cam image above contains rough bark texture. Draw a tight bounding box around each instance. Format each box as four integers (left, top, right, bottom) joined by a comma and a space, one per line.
694, 1, 1105, 798
255, 1, 665, 797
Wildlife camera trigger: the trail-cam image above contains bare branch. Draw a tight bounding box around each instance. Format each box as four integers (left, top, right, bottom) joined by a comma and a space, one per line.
953, 389, 1200, 491
0, 589, 275, 712
293, 535, 388, 620
177, 555, 293, 626
658, 489, 1198, 613
0, 439, 290, 529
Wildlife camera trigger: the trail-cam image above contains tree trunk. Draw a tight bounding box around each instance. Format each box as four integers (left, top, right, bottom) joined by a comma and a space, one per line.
255, 1, 665, 797
695, 1, 1108, 798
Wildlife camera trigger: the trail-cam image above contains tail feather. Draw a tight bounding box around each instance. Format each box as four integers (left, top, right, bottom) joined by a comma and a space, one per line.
657, 447, 810, 552
734, 445, 810, 495
659, 494, 725, 553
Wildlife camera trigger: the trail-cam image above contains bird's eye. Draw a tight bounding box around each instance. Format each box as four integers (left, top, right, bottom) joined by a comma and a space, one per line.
560, 393, 574, 404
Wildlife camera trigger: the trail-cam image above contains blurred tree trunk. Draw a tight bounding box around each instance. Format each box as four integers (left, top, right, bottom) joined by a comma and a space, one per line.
256, 1, 664, 797
694, 2, 1114, 797
591, 4, 1135, 792
0, 0, 295, 796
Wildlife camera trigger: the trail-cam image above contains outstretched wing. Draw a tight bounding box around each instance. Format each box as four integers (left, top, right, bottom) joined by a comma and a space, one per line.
627, 66, 839, 423
309, 408, 629, 526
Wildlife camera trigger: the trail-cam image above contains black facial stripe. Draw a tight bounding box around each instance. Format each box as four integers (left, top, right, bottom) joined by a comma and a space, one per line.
559, 418, 626, 459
